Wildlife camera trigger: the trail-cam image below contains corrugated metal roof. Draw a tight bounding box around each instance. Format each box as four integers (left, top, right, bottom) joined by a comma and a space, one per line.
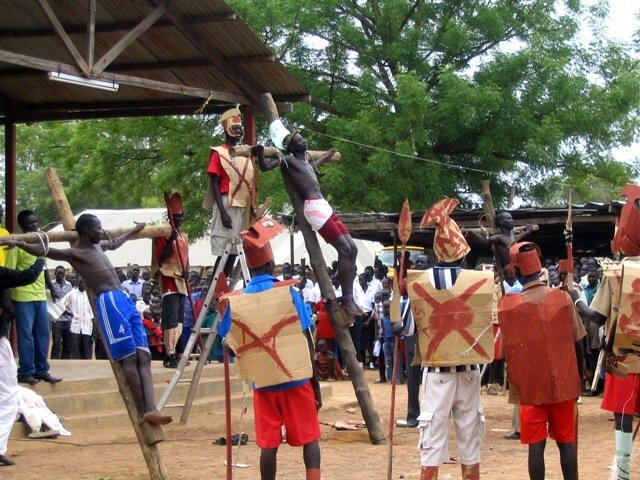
0, 0, 309, 122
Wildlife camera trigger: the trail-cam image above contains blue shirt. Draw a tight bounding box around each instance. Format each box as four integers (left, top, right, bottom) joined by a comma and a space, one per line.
219, 274, 312, 391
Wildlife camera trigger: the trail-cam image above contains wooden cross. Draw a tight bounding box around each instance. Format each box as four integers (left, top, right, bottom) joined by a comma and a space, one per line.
44, 167, 170, 480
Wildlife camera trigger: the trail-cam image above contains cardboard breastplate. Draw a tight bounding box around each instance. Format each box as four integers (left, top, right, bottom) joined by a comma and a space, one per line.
498, 288, 581, 405
407, 269, 494, 366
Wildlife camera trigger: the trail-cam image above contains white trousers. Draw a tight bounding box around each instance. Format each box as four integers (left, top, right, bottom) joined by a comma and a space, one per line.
0, 337, 18, 455
417, 368, 484, 466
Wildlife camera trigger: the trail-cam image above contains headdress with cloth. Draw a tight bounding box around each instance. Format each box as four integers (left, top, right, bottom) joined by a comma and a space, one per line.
219, 107, 242, 137
241, 217, 284, 269
420, 198, 470, 262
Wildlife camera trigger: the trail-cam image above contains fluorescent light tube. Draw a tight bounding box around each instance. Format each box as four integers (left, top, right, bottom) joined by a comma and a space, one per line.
48, 71, 119, 92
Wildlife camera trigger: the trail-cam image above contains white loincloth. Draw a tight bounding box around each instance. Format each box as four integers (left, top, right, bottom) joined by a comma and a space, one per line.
303, 198, 333, 231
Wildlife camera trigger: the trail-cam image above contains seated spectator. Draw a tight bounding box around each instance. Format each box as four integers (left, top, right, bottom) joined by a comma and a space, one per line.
315, 339, 344, 381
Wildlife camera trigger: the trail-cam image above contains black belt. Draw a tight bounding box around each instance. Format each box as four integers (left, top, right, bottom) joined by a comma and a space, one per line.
426, 365, 478, 373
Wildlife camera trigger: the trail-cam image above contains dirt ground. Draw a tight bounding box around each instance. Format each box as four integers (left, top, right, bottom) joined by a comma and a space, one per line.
1, 369, 630, 479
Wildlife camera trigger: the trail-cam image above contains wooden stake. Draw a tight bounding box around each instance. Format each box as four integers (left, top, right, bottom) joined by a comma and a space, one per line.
282, 174, 386, 445
44, 169, 170, 480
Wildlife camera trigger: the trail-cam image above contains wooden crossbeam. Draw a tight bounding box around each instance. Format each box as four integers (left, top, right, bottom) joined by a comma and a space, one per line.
44, 168, 170, 480
0, 14, 236, 39
0, 49, 248, 104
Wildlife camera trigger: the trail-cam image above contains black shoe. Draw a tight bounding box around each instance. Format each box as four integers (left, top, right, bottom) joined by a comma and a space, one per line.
374, 379, 386, 384
35, 373, 62, 384
504, 431, 520, 440
0, 454, 15, 466
407, 419, 419, 428
18, 375, 40, 385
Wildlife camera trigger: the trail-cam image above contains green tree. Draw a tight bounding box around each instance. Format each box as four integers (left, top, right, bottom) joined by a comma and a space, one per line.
2, 0, 640, 239
230, 0, 640, 211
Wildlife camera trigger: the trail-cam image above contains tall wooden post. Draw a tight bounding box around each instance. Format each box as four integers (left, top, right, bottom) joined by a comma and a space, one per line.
282, 175, 386, 445
44, 169, 170, 480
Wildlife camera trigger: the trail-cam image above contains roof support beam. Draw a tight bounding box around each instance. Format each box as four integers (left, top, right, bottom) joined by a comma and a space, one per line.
36, 0, 90, 74
0, 14, 236, 39
93, 0, 169, 75
0, 49, 248, 104
87, 0, 96, 71
155, 1, 262, 105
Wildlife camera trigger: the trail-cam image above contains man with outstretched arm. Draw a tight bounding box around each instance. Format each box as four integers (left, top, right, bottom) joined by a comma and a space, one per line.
255, 128, 360, 318
0, 214, 172, 426
499, 242, 584, 480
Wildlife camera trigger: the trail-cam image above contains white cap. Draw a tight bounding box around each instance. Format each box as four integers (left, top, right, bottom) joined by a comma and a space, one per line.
269, 119, 291, 150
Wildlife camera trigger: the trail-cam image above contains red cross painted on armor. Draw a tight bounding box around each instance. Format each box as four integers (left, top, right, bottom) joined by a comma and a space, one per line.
619, 277, 640, 337
233, 314, 299, 377
223, 156, 252, 203
412, 279, 490, 360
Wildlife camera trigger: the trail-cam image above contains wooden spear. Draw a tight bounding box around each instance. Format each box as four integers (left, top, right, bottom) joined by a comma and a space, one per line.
387, 199, 412, 479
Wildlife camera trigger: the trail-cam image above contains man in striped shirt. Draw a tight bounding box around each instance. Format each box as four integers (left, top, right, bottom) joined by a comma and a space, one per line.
412, 198, 490, 480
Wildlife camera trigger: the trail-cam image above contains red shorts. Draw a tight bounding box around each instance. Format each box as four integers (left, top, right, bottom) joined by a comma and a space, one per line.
253, 381, 320, 449
601, 372, 640, 414
318, 213, 349, 242
520, 399, 575, 444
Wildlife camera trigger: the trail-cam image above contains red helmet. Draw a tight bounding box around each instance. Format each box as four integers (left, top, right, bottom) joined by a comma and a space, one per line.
509, 242, 542, 277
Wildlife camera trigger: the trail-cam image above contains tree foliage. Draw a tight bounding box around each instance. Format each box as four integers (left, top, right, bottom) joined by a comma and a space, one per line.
2, 0, 639, 237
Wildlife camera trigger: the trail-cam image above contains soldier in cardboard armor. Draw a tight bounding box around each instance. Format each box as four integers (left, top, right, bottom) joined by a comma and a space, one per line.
217, 217, 322, 480
203, 108, 255, 276
408, 198, 494, 480
499, 242, 585, 480
152, 193, 188, 369
570, 185, 640, 480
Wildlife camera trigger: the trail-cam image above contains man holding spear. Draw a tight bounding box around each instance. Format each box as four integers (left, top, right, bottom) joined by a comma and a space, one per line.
499, 241, 584, 480
570, 185, 640, 480
152, 192, 189, 369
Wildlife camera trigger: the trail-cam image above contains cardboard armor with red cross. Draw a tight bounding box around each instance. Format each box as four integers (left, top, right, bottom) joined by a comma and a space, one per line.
407, 269, 495, 366
498, 289, 581, 405
612, 185, 640, 257
225, 285, 312, 389
616, 258, 640, 353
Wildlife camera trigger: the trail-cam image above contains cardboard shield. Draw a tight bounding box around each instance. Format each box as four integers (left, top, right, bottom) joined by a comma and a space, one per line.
226, 286, 312, 388
616, 258, 640, 349
498, 289, 581, 405
407, 269, 494, 366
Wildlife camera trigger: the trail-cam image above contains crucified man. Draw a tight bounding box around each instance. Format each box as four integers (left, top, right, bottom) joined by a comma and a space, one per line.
253, 132, 362, 317
0, 214, 172, 426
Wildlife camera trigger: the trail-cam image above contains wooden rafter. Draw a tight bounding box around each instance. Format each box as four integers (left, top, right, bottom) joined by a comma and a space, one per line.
36, 0, 89, 74
157, 1, 262, 105
0, 49, 248, 104
87, 0, 96, 71
0, 14, 237, 39
92, 0, 169, 75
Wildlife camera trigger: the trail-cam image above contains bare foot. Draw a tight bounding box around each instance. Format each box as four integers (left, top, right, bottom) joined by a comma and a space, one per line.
339, 297, 363, 318
141, 411, 173, 425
